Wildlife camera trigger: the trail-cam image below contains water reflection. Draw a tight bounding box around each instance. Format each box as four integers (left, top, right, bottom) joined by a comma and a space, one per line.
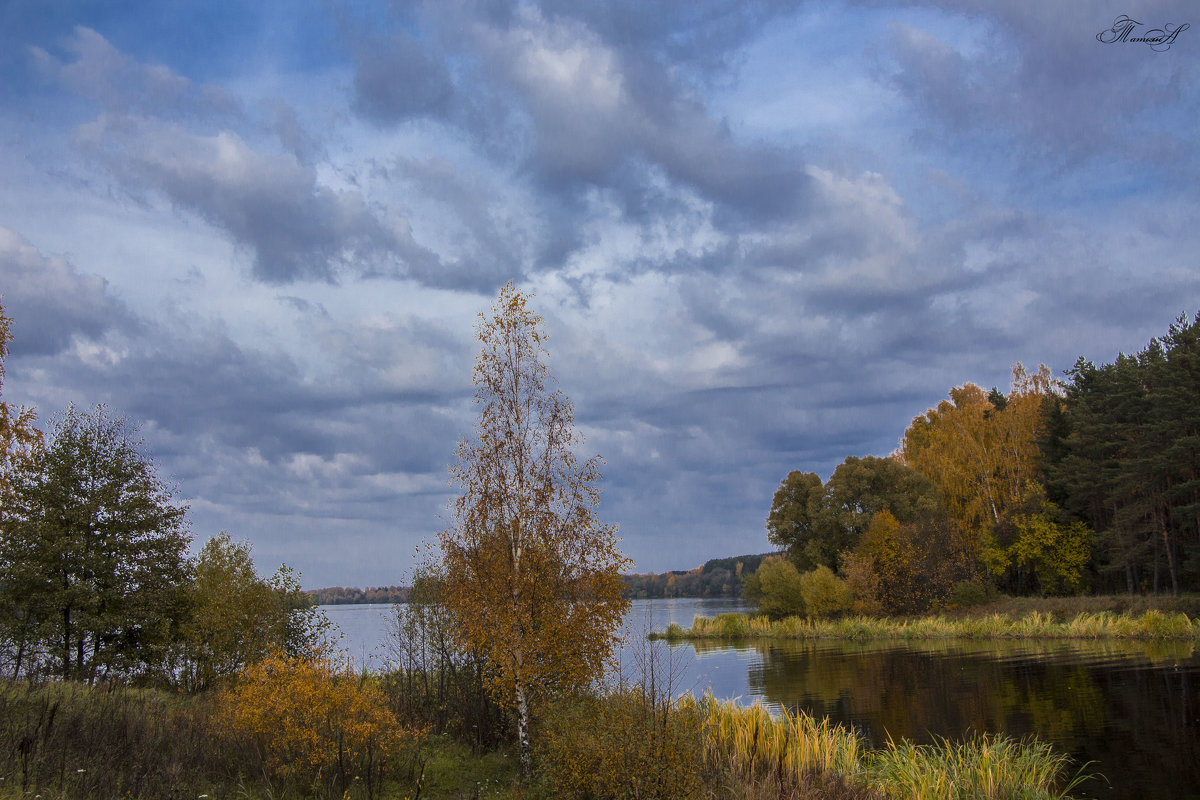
729, 638, 1200, 800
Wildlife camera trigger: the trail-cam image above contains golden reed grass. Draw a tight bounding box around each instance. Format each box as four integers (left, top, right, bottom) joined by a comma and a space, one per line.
655, 609, 1199, 642
680, 695, 1085, 799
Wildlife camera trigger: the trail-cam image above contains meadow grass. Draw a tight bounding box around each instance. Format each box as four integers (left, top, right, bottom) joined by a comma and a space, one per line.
653, 608, 1200, 642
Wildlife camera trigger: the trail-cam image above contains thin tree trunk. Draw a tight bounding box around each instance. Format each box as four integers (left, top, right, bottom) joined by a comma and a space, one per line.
514, 676, 532, 779
1161, 518, 1180, 597
13, 637, 25, 679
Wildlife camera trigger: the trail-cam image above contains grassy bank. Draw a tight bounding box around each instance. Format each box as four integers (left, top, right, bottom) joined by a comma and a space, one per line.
0, 678, 1088, 800
653, 606, 1200, 643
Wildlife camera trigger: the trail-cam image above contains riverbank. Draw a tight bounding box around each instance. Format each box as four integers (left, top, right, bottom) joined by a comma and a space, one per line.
0, 677, 1087, 800
652, 607, 1200, 642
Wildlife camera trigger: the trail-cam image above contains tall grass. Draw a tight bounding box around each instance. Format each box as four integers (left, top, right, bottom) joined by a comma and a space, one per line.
654, 609, 1200, 642
869, 734, 1087, 800
0, 680, 228, 800
684, 695, 1086, 800
684, 695, 865, 783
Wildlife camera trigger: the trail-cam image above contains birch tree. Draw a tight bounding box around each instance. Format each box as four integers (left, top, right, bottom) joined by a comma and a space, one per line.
438, 283, 630, 777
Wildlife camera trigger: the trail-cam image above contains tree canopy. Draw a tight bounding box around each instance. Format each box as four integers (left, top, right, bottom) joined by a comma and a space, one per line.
767, 456, 940, 572
178, 532, 326, 691
898, 364, 1083, 594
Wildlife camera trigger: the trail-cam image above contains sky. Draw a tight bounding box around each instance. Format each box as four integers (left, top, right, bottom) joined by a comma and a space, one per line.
1, 0, 1196, 588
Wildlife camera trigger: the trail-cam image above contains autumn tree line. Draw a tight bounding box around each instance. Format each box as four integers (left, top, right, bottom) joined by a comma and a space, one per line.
755, 313, 1200, 618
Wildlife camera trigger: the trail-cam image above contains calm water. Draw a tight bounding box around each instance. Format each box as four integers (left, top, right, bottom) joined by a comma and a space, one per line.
323, 600, 1200, 799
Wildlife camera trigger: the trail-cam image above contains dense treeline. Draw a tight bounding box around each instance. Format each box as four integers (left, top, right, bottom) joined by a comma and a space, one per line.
308, 585, 411, 605
621, 553, 771, 599
757, 313, 1200, 618
1043, 315, 1200, 594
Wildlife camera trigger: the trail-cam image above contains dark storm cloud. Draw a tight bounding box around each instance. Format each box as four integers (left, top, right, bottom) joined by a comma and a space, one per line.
0, 227, 139, 356
0, 236, 467, 534
472, 9, 811, 219
536, 0, 799, 72
15, 298, 468, 524
344, 0, 814, 263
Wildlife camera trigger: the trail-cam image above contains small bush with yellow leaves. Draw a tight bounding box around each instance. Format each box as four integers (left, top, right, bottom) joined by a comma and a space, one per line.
219, 647, 424, 798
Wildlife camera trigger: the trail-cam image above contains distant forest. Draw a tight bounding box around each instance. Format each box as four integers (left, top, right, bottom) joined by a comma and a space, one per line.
307, 585, 410, 605
622, 553, 773, 599
308, 553, 774, 604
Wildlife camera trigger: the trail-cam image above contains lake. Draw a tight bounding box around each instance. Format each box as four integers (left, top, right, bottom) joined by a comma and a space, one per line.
322, 599, 1200, 799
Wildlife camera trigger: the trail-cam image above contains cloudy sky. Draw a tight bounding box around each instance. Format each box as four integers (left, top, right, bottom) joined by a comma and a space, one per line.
1, 1, 1196, 588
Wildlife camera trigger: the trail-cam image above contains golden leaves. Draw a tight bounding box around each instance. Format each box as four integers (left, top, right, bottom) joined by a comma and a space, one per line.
219, 647, 425, 792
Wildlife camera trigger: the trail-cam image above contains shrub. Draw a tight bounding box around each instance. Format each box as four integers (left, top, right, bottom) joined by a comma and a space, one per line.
800, 565, 855, 619
945, 578, 999, 610
220, 647, 424, 799
536, 689, 704, 799
839, 550, 884, 616
754, 557, 806, 618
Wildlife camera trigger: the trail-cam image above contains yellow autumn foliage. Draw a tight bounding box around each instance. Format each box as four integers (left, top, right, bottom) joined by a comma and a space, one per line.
899, 363, 1078, 590
219, 647, 424, 797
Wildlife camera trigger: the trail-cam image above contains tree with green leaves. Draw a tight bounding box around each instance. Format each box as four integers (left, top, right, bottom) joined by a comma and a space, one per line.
766, 470, 825, 569
438, 283, 630, 777
766, 456, 941, 572
743, 555, 805, 617
0, 405, 191, 681
177, 532, 326, 691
